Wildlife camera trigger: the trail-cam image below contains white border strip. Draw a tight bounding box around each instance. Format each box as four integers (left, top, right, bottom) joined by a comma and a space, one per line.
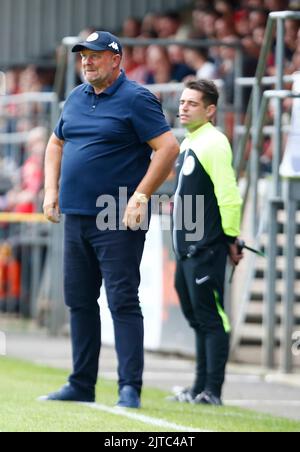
83, 403, 212, 433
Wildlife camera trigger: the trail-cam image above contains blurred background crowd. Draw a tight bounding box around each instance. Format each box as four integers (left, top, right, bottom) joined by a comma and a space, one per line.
4, 0, 300, 95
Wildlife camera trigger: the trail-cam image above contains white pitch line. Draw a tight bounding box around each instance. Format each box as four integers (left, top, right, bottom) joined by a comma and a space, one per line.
82, 403, 212, 433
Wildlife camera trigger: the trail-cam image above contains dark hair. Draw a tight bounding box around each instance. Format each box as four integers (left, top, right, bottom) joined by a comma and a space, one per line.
185, 79, 219, 107
160, 10, 181, 22
185, 46, 209, 60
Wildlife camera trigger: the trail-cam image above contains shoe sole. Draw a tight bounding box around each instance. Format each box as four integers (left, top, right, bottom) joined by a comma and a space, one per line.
116, 403, 141, 409
37, 395, 95, 403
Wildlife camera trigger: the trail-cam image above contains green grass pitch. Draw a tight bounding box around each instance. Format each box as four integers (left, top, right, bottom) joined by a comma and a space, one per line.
0, 357, 299, 432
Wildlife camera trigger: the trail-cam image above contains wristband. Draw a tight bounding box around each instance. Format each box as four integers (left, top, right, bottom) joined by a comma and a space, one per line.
134, 192, 149, 204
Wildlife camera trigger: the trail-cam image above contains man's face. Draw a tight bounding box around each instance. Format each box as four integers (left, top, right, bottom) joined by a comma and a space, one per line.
80, 49, 120, 86
179, 88, 215, 132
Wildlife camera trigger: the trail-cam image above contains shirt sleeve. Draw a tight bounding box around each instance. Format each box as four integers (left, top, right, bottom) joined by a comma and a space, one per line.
201, 136, 243, 238
54, 113, 64, 140
130, 89, 171, 143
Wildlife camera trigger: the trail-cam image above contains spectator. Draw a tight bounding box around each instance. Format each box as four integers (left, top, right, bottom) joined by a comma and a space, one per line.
140, 12, 160, 37
190, 7, 207, 39
215, 17, 236, 40
4, 68, 20, 95
219, 37, 239, 105
122, 46, 139, 74
265, 0, 287, 11
156, 11, 182, 39
122, 17, 142, 38
0, 242, 21, 314
35, 66, 56, 92
18, 65, 41, 93
184, 46, 218, 79
287, 49, 300, 73
214, 0, 235, 17
284, 19, 300, 61
145, 45, 195, 84
218, 35, 257, 139
248, 8, 268, 30
252, 25, 266, 47
202, 9, 222, 39
126, 44, 149, 84
1, 127, 47, 213
219, 35, 257, 104
168, 45, 186, 65
235, 10, 251, 38
242, 35, 261, 59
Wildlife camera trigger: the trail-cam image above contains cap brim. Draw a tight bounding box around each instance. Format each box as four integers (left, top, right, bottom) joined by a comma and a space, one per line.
71, 43, 108, 52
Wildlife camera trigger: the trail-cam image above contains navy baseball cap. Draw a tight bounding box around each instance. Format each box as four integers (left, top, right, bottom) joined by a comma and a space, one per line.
72, 31, 122, 55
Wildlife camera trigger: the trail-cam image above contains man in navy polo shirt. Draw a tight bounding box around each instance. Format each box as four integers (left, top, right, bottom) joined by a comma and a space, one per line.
41, 31, 179, 408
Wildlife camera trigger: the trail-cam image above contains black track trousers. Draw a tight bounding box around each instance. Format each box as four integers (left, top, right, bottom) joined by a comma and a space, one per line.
175, 242, 230, 397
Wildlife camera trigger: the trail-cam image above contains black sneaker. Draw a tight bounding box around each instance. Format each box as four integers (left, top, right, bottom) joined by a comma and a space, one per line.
37, 383, 95, 403
167, 387, 196, 403
194, 390, 223, 406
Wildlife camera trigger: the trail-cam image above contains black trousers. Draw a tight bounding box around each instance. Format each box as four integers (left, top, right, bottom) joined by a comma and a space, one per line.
64, 215, 146, 397
175, 242, 230, 398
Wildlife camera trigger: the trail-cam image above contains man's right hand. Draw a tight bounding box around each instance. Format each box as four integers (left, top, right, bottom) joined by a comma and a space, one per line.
43, 189, 61, 223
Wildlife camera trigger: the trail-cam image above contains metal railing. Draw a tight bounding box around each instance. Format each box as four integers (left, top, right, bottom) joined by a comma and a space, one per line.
234, 11, 300, 218
0, 213, 66, 335
0, 91, 64, 334
0, 92, 59, 173
231, 11, 300, 372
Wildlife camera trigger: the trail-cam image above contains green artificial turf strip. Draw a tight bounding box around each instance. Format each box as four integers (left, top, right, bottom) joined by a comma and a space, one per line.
0, 357, 299, 432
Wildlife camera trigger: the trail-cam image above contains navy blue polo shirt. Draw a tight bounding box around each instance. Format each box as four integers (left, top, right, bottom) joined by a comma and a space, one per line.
54, 70, 170, 215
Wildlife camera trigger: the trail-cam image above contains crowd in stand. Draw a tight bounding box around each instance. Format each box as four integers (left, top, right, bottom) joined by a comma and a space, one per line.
4, 1, 300, 96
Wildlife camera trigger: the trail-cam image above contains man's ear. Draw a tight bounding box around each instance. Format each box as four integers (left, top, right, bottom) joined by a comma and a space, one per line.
113, 54, 122, 68
207, 104, 217, 121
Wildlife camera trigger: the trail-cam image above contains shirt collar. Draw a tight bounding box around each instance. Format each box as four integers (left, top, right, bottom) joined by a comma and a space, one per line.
186, 121, 213, 140
84, 70, 126, 96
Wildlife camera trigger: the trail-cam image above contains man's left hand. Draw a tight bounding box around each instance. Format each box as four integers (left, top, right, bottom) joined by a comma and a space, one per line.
123, 192, 149, 230
229, 240, 244, 266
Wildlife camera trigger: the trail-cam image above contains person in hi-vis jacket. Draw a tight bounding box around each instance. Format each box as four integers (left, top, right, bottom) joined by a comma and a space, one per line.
171, 79, 243, 406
